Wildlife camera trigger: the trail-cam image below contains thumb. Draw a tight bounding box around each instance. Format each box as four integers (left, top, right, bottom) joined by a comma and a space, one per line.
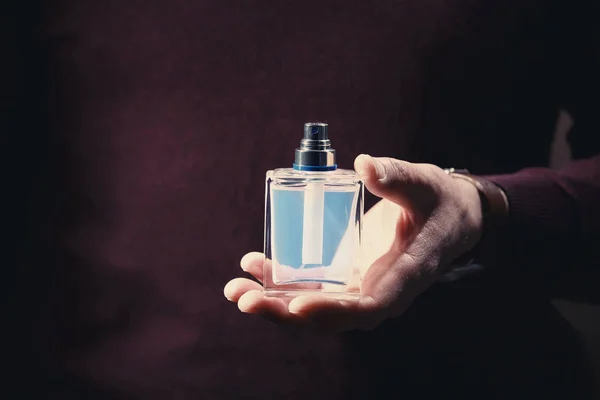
354, 154, 439, 211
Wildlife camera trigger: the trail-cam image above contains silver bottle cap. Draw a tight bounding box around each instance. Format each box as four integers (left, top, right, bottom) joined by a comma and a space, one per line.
293, 122, 337, 171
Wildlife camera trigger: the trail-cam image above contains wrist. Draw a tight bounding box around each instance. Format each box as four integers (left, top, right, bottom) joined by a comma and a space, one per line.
444, 168, 509, 267
454, 176, 485, 250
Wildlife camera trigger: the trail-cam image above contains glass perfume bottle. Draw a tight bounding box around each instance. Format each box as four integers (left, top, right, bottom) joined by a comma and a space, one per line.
263, 122, 364, 300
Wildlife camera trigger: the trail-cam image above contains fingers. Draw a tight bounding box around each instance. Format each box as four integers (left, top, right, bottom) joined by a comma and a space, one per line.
240, 252, 266, 282
354, 154, 439, 213
227, 156, 445, 334
354, 154, 425, 188
352, 157, 448, 323
224, 278, 262, 302
288, 296, 360, 333
288, 295, 344, 315
224, 281, 296, 323
238, 290, 285, 314
361, 247, 434, 318
230, 250, 424, 334
288, 253, 420, 334
228, 252, 325, 328
354, 153, 381, 184
286, 294, 385, 333
236, 290, 316, 329
240, 252, 323, 291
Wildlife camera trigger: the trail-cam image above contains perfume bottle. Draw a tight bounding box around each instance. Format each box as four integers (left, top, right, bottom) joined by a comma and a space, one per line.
263, 122, 364, 300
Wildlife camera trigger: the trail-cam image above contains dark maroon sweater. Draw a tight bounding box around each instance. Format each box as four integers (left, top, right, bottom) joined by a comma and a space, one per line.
484, 154, 600, 301
3, 0, 599, 399
489, 155, 600, 263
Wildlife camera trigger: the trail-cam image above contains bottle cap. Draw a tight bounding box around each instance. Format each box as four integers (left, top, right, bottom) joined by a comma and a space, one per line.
293, 122, 337, 171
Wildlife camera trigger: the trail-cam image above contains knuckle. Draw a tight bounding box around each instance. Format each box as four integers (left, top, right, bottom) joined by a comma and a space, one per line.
382, 158, 410, 181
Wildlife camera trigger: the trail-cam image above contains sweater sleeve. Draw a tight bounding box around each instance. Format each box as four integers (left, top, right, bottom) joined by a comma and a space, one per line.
478, 155, 600, 299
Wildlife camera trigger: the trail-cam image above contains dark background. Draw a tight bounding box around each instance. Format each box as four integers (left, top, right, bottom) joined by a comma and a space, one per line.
3, 1, 599, 398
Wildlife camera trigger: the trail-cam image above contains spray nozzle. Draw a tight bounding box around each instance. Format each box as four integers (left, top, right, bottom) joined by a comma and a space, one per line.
294, 122, 337, 171
304, 122, 329, 140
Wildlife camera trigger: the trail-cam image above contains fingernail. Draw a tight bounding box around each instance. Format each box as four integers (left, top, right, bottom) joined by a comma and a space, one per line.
238, 302, 252, 313
288, 305, 301, 314
354, 154, 370, 178
288, 298, 304, 315
372, 158, 386, 181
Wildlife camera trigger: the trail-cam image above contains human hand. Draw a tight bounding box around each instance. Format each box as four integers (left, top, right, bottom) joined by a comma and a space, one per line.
224, 155, 484, 333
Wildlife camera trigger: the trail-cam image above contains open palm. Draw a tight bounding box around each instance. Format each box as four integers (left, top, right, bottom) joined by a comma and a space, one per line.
224, 155, 482, 333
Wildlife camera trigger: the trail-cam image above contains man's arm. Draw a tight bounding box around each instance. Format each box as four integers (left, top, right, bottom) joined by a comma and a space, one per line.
480, 155, 600, 280
466, 152, 597, 303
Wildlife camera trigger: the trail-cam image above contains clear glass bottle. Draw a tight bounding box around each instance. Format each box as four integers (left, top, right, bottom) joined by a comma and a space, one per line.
263, 123, 363, 300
